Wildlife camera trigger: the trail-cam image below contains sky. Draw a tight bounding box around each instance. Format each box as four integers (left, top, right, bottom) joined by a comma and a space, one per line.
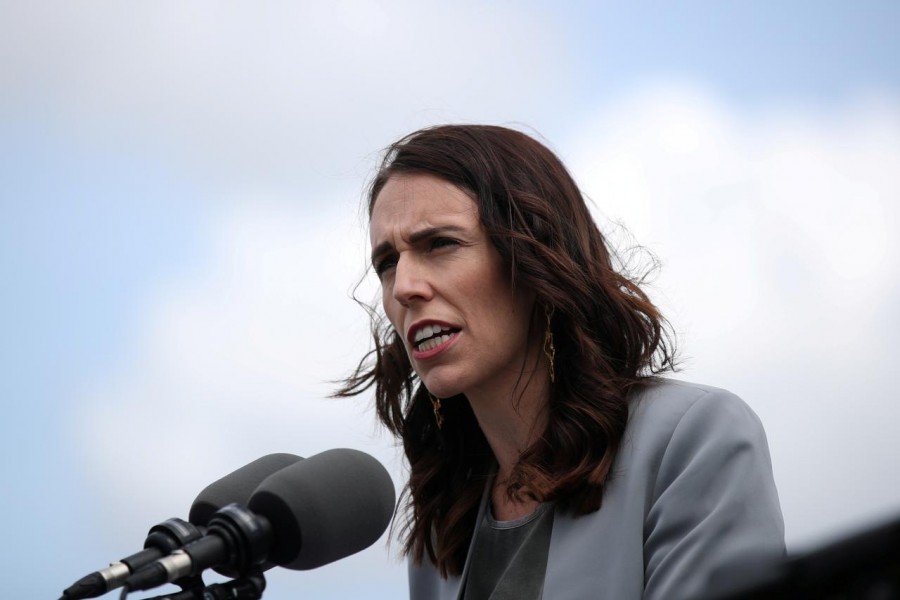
1, 1, 898, 598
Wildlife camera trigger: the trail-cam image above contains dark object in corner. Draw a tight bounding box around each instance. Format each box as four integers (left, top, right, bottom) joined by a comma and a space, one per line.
707, 513, 900, 600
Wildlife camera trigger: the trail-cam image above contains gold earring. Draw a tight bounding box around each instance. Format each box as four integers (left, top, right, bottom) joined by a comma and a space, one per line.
429, 394, 445, 429
543, 305, 556, 384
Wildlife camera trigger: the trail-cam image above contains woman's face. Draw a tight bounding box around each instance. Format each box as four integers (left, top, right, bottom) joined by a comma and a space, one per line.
370, 173, 539, 401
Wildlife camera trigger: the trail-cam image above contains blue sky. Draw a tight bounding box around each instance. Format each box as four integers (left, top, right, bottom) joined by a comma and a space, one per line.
2, 2, 899, 598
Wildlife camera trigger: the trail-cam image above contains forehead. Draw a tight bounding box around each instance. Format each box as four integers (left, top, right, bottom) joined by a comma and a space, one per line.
369, 174, 480, 245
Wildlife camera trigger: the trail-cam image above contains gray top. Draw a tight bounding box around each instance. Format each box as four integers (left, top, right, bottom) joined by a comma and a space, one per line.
409, 379, 786, 600
462, 502, 555, 600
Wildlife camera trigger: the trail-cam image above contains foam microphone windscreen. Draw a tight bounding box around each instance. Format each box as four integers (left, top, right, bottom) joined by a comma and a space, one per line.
189, 453, 303, 526
248, 448, 396, 570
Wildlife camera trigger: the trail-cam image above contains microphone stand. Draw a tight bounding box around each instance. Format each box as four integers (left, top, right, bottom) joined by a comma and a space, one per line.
142, 569, 266, 600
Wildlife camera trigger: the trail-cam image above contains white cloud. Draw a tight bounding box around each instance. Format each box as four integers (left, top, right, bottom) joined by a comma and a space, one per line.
565, 82, 900, 547
1, 0, 572, 188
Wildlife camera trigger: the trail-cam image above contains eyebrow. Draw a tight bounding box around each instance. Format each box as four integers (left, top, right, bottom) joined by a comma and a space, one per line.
371, 225, 469, 267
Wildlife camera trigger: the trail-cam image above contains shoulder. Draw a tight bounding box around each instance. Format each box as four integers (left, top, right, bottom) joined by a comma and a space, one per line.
625, 379, 767, 454
619, 379, 773, 492
630, 378, 759, 421
622, 379, 785, 598
603, 379, 774, 504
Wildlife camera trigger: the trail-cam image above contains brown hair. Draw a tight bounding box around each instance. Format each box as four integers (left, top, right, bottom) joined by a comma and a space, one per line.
337, 124, 677, 577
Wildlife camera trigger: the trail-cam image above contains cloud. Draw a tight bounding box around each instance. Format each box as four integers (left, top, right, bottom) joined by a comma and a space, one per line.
1, 1, 572, 188
565, 82, 900, 546
77, 192, 391, 485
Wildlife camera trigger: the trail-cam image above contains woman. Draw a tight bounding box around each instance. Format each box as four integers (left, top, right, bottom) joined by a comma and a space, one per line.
338, 125, 784, 599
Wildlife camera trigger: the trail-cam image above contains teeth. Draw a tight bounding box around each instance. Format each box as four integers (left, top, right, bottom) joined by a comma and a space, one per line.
413, 325, 430, 343
418, 334, 452, 351
414, 324, 451, 344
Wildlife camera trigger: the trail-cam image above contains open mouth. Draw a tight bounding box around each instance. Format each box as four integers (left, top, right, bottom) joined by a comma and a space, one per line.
413, 324, 460, 352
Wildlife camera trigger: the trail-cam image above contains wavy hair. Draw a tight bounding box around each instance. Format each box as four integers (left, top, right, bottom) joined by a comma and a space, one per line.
336, 124, 677, 577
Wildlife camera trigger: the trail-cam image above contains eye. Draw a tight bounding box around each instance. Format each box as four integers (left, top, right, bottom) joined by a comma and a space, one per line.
429, 237, 459, 251
375, 259, 396, 277
374, 255, 397, 278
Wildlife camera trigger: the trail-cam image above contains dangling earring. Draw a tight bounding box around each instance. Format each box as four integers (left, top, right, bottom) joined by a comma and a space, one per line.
429, 393, 445, 429
543, 305, 556, 384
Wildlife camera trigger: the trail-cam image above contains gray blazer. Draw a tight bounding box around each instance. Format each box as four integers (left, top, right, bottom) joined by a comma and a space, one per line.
408, 379, 785, 599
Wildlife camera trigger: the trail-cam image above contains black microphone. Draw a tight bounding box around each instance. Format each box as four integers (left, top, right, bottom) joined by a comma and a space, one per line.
60, 453, 303, 600
188, 453, 304, 527
124, 448, 396, 592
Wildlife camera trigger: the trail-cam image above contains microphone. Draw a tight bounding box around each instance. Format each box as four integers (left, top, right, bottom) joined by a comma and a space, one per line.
60, 453, 303, 600
124, 448, 396, 592
189, 453, 304, 526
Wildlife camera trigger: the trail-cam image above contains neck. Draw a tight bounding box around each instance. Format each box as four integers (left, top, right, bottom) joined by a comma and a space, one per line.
471, 372, 549, 521
466, 368, 550, 484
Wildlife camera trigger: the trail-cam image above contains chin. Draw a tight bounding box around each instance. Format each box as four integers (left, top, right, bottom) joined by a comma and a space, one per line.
419, 372, 465, 399
423, 383, 463, 400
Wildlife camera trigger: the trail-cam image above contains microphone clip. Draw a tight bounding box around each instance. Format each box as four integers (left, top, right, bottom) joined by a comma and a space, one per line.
124, 503, 273, 593
137, 569, 267, 600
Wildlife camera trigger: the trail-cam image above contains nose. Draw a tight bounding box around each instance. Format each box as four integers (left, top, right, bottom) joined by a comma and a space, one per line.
392, 254, 432, 307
